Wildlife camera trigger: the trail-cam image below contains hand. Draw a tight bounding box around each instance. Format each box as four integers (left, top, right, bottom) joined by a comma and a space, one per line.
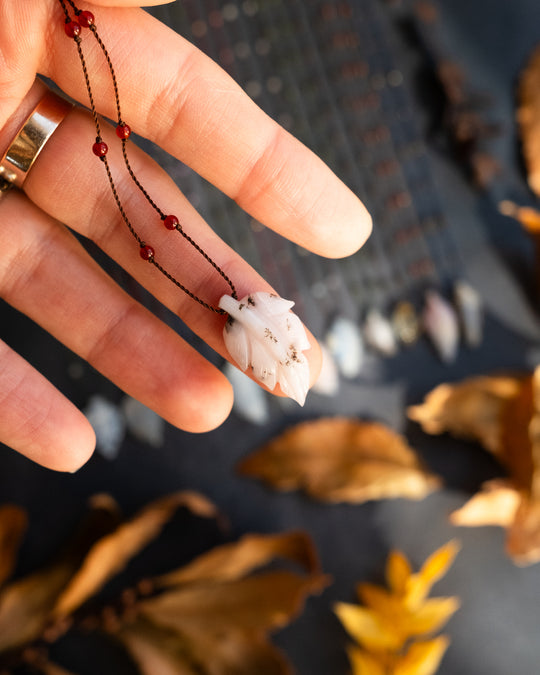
0, 0, 372, 472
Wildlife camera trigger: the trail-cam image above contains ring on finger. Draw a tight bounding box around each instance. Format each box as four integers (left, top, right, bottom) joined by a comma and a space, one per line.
0, 86, 73, 199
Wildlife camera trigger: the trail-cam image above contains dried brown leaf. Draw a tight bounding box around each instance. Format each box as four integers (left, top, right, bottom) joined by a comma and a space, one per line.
117, 617, 201, 675
0, 496, 120, 653
0, 505, 27, 589
119, 615, 290, 675
450, 480, 520, 528
123, 567, 328, 675
238, 418, 440, 503
39, 662, 79, 675
506, 495, 540, 565
139, 570, 329, 637
499, 375, 536, 490
53, 492, 218, 618
517, 44, 540, 195
408, 376, 523, 456
156, 531, 318, 589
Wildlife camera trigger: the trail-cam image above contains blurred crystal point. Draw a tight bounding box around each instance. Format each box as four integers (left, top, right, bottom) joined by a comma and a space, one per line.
122, 396, 165, 447
454, 280, 483, 347
312, 344, 340, 395
422, 290, 459, 364
84, 395, 125, 460
224, 361, 270, 425
325, 316, 364, 378
363, 308, 398, 356
391, 301, 421, 345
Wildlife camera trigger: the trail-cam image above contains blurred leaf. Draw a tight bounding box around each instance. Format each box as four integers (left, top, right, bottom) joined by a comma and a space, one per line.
139, 570, 329, 636
119, 615, 290, 675
506, 495, 540, 566
0, 495, 120, 653
40, 662, 79, 675
156, 531, 318, 588
53, 492, 218, 618
335, 602, 402, 651
394, 637, 450, 675
0, 505, 27, 588
517, 44, 540, 195
385, 550, 412, 597
346, 645, 387, 675
408, 375, 522, 456
406, 541, 461, 607
117, 617, 200, 675
116, 564, 328, 675
336, 543, 459, 674
238, 418, 440, 503
412, 368, 540, 565
450, 480, 520, 528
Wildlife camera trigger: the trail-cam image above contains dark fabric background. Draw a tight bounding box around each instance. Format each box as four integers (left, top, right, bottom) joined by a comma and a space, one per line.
1, 1, 540, 673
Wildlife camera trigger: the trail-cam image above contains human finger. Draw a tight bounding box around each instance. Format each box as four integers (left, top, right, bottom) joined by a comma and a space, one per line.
0, 338, 96, 472
16, 82, 322, 394
40, 1, 372, 258
0, 190, 234, 442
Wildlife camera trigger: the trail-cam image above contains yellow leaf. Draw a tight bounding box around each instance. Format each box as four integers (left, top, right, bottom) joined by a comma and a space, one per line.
356, 583, 404, 623
386, 550, 412, 596
406, 541, 460, 606
347, 645, 388, 675
394, 636, 450, 675
405, 597, 460, 637
334, 602, 403, 651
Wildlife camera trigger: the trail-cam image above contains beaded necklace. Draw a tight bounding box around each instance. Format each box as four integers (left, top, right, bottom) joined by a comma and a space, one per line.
56, 0, 311, 405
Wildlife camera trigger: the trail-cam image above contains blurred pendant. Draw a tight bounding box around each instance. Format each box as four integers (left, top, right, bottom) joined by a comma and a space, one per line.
454, 280, 483, 348
363, 308, 398, 356
391, 301, 421, 346
422, 290, 459, 364
325, 316, 364, 379
219, 292, 311, 406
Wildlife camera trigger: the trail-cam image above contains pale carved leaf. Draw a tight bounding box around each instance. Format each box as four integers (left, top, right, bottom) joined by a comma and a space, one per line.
219, 292, 311, 406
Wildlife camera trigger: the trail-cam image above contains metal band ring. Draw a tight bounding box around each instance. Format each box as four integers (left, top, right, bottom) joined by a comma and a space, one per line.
0, 89, 73, 192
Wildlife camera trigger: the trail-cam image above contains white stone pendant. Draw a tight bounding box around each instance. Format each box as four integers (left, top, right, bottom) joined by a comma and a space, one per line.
218, 292, 311, 406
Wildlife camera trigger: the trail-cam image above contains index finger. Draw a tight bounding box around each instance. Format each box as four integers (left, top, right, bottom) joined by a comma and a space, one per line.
40, 2, 372, 258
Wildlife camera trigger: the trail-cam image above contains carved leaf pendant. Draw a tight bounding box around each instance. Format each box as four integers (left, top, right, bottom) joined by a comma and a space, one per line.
219, 292, 311, 406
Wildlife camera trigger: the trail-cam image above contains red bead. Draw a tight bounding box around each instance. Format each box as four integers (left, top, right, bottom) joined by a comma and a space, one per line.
92, 141, 108, 157
64, 20, 81, 38
140, 245, 154, 261
163, 214, 179, 230
78, 10, 95, 28
115, 123, 131, 139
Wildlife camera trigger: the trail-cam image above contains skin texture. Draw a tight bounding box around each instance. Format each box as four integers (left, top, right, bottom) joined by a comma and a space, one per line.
0, 0, 372, 472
